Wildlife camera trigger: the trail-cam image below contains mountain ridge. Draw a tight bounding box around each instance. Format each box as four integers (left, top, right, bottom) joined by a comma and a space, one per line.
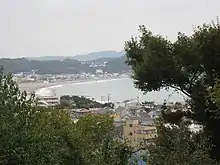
26, 50, 125, 61
0, 55, 130, 74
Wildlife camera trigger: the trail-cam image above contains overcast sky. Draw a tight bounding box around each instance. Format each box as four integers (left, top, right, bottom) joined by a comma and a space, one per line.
0, 0, 219, 57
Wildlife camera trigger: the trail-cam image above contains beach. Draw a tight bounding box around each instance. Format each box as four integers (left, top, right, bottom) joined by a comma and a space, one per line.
18, 82, 63, 93
17, 76, 186, 103
18, 76, 129, 94
19, 78, 186, 103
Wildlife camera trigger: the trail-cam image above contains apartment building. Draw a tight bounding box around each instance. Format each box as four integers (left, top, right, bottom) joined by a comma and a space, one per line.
37, 95, 60, 107
123, 115, 157, 147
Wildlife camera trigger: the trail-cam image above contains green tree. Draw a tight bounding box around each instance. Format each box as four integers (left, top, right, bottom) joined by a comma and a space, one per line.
125, 20, 220, 161
0, 69, 83, 165
74, 114, 131, 165
60, 95, 114, 109
0, 69, 131, 165
148, 118, 217, 165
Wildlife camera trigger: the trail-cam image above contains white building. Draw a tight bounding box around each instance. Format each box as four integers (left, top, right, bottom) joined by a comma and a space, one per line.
96, 69, 103, 74
36, 89, 60, 107
37, 96, 60, 107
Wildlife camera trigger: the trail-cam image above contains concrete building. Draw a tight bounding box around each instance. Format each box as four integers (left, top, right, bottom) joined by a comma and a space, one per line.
36, 89, 60, 107
37, 95, 60, 107
123, 115, 157, 147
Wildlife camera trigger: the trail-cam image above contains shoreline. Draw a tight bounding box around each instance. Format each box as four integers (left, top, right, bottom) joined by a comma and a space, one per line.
18, 76, 129, 95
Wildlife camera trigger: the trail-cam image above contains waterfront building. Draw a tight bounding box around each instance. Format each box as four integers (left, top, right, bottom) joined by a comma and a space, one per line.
37, 95, 60, 107
36, 89, 60, 107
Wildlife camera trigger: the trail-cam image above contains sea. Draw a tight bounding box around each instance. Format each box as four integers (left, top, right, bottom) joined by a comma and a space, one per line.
36, 78, 186, 104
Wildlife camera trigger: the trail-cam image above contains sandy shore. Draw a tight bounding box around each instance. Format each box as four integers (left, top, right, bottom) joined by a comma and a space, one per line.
18, 76, 129, 94
18, 82, 63, 93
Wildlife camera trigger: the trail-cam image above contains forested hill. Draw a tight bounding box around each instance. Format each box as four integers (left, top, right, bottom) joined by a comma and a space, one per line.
0, 56, 130, 74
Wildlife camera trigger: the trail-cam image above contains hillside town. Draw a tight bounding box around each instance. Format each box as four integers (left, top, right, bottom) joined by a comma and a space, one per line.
12, 69, 130, 84
35, 91, 165, 149
35, 90, 195, 156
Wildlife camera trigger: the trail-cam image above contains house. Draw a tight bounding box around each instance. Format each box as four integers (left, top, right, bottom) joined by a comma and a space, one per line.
114, 106, 132, 118
90, 108, 113, 115
71, 108, 113, 116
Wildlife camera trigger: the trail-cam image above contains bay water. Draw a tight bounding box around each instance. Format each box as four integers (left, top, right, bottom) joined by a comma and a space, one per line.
36, 78, 186, 103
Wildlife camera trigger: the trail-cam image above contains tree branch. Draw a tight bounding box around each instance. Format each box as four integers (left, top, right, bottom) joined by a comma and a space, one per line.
189, 71, 203, 89
167, 85, 191, 98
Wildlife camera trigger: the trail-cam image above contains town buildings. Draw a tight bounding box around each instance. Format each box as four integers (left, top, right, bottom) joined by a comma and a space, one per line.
65, 102, 159, 148
13, 71, 130, 84
112, 105, 158, 148
34, 87, 160, 148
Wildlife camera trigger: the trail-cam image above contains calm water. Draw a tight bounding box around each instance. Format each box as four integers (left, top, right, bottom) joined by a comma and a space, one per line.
36, 78, 186, 103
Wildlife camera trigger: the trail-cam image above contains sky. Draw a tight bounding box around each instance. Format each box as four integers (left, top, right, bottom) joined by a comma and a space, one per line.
0, 0, 219, 58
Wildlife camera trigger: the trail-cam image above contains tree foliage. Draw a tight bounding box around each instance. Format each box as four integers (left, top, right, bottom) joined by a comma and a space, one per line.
74, 114, 131, 165
148, 118, 217, 165
0, 69, 131, 164
0, 58, 93, 74
60, 95, 114, 109
0, 57, 129, 74
125, 19, 220, 161
103, 56, 131, 73
0, 69, 83, 165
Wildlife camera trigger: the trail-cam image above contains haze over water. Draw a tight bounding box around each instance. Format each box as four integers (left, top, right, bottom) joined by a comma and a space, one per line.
36, 78, 186, 103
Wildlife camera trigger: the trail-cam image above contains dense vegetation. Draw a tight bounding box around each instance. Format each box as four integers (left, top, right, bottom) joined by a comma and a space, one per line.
125, 19, 220, 163
0, 56, 130, 74
103, 56, 130, 73
0, 58, 93, 74
0, 69, 131, 165
60, 95, 114, 109
148, 109, 217, 165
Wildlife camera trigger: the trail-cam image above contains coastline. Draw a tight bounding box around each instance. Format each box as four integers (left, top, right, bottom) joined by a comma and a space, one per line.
18, 81, 63, 93
18, 76, 186, 104
18, 76, 130, 95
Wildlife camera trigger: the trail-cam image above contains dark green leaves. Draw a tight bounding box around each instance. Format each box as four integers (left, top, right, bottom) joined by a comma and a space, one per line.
125, 19, 220, 162
0, 70, 130, 165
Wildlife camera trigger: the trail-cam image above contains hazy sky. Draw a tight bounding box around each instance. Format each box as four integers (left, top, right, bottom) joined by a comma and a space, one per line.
0, 0, 219, 57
